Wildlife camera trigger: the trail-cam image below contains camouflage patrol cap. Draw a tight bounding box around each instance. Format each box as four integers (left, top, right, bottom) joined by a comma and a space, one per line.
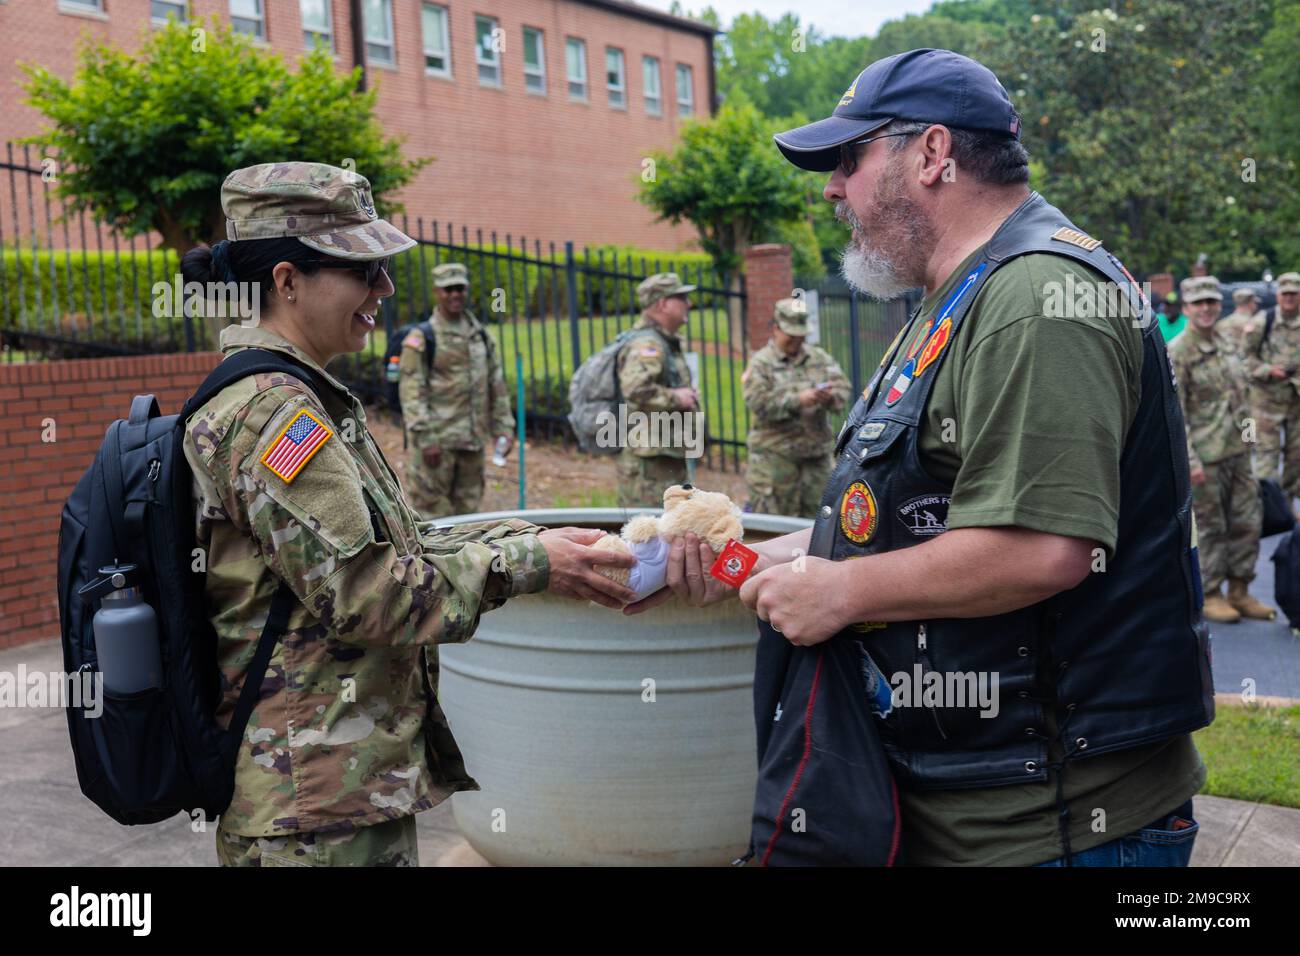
773, 297, 810, 335
433, 262, 469, 288
1180, 276, 1222, 303
1278, 272, 1300, 294
1232, 288, 1257, 304
221, 162, 416, 261
637, 272, 697, 309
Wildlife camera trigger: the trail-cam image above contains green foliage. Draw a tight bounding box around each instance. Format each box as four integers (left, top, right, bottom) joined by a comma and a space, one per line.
20, 16, 429, 251
0, 246, 195, 354
707, 0, 1293, 280
1195, 704, 1300, 808
637, 103, 807, 277
972, 0, 1282, 277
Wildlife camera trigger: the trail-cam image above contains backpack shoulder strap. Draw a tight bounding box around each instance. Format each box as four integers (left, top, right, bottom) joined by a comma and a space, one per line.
421, 319, 436, 376
1258, 306, 1277, 358
181, 348, 334, 420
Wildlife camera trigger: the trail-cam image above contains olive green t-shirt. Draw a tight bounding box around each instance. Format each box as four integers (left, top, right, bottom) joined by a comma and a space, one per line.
891, 247, 1207, 866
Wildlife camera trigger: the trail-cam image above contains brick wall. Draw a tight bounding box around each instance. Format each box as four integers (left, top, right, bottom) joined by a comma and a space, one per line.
743, 243, 793, 353
0, 351, 221, 649
0, 0, 712, 251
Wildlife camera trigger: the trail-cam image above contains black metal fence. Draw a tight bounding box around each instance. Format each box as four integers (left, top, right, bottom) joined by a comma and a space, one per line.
2, 145, 918, 472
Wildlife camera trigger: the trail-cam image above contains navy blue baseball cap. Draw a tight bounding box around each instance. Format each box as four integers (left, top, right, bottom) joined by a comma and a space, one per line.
774, 48, 1022, 172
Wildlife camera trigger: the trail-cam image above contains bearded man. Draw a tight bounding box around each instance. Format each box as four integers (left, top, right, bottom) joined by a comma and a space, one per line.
629, 49, 1213, 868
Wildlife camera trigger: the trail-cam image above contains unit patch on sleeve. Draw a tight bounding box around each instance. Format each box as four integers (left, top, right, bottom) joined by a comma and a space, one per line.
260, 408, 334, 483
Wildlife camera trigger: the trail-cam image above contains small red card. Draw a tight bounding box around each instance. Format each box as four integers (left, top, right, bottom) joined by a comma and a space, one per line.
710, 538, 758, 587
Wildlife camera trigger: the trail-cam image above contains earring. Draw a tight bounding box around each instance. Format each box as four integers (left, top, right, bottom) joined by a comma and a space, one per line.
287, 294, 294, 302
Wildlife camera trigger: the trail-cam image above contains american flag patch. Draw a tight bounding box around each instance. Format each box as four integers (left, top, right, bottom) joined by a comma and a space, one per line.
260, 409, 333, 483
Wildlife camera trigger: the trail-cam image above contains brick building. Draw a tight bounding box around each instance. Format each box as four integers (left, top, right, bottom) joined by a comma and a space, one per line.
0, 0, 715, 249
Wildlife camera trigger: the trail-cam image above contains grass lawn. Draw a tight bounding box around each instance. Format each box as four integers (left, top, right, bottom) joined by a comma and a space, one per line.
1195, 702, 1300, 808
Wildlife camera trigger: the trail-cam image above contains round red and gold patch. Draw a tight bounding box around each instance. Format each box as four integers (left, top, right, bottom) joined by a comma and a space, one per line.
840, 480, 879, 545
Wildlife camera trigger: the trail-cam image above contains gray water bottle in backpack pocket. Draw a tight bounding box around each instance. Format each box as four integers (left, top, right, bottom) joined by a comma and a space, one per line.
78, 563, 163, 695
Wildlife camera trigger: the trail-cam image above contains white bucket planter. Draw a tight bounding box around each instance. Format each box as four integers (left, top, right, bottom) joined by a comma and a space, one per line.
438, 508, 810, 866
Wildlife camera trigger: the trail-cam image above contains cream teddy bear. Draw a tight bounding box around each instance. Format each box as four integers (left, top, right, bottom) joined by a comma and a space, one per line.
591, 484, 744, 603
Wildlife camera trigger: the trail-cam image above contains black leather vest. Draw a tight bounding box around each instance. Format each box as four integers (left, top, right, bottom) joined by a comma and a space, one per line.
809, 193, 1215, 790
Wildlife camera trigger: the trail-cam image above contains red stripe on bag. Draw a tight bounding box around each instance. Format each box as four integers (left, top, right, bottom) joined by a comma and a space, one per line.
760, 646, 825, 867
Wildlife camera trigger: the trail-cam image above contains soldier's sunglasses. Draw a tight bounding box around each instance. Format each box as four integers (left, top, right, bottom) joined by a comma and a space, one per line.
301, 257, 391, 288
838, 131, 916, 176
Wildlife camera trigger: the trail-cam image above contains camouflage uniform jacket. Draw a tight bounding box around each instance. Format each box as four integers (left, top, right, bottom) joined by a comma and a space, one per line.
742, 341, 852, 458
1241, 306, 1300, 392
184, 324, 549, 836
617, 315, 693, 459
398, 307, 514, 452
1218, 310, 1264, 358
1168, 327, 1251, 470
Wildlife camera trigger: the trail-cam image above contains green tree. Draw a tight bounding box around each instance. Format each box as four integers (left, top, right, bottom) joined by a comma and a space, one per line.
638, 103, 808, 329
21, 17, 429, 251
974, 0, 1282, 277
1255, 1, 1300, 267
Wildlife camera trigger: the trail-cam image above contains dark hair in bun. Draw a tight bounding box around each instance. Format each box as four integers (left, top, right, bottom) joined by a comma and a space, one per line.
180, 237, 326, 309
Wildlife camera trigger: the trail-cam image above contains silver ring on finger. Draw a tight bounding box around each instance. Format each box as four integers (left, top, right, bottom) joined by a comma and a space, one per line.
770, 622, 782, 633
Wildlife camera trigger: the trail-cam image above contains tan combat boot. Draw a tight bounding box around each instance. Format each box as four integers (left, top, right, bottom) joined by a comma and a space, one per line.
1202, 589, 1241, 624
1227, 579, 1276, 621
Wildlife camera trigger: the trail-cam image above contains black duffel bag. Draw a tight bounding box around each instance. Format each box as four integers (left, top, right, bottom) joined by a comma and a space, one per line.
740, 620, 901, 866
1259, 478, 1295, 538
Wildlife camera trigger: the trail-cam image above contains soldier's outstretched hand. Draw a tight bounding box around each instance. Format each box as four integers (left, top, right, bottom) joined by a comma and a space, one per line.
539, 527, 638, 609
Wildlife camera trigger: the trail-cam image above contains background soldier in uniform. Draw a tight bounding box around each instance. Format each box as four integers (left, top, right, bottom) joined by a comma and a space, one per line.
615, 273, 699, 507
1169, 276, 1274, 623
1219, 287, 1262, 356
399, 262, 515, 518
181, 163, 635, 866
1242, 271, 1300, 509
743, 297, 852, 517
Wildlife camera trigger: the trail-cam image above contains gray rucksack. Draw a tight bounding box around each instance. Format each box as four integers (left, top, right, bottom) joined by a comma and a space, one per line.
567, 327, 668, 454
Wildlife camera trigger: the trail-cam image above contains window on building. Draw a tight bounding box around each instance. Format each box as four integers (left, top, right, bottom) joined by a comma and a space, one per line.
676, 63, 694, 116
60, 0, 105, 12
522, 27, 546, 94
151, 0, 187, 23
362, 0, 395, 67
566, 37, 587, 101
643, 55, 662, 116
605, 47, 625, 109
301, 0, 333, 51
475, 15, 501, 87
422, 3, 451, 76
230, 0, 265, 40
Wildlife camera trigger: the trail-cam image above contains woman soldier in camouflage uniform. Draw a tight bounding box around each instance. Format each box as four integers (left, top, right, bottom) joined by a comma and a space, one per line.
181, 163, 635, 866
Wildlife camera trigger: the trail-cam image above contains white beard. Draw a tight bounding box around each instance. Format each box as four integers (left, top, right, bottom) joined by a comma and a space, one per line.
840, 241, 914, 301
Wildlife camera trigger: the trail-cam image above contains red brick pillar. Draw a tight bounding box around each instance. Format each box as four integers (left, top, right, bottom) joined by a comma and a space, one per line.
743, 243, 793, 352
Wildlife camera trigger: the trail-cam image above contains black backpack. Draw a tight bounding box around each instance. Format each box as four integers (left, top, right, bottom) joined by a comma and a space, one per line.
740, 620, 901, 866
1259, 478, 1295, 539
1271, 530, 1300, 629
57, 348, 330, 826
383, 318, 435, 415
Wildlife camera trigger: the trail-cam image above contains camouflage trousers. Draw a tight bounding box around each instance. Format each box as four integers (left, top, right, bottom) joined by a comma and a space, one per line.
1192, 452, 1261, 594
405, 447, 485, 520
746, 448, 833, 519
616, 451, 687, 508
1252, 385, 1300, 498
216, 816, 419, 867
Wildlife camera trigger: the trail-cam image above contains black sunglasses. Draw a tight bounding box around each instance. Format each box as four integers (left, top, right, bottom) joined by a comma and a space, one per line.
838, 131, 916, 176
300, 257, 391, 288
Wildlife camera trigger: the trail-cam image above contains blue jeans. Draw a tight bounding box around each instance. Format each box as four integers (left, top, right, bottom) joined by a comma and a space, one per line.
1034, 798, 1198, 867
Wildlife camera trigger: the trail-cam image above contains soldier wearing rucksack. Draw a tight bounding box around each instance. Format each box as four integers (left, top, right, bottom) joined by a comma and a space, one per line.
397, 262, 514, 518
58, 162, 637, 867
615, 273, 700, 507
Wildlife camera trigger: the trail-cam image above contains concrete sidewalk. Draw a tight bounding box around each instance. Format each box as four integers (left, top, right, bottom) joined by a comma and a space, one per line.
1, 637, 1297, 866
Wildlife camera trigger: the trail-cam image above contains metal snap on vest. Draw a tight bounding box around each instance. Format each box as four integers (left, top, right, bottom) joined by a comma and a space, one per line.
1075, 737, 1088, 750
820, 506, 833, 518
1017, 646, 1029, 657
1025, 727, 1035, 736
1024, 761, 1037, 773
1018, 691, 1028, 699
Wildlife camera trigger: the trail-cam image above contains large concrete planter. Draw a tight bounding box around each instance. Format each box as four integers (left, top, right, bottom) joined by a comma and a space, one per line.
438, 508, 810, 866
